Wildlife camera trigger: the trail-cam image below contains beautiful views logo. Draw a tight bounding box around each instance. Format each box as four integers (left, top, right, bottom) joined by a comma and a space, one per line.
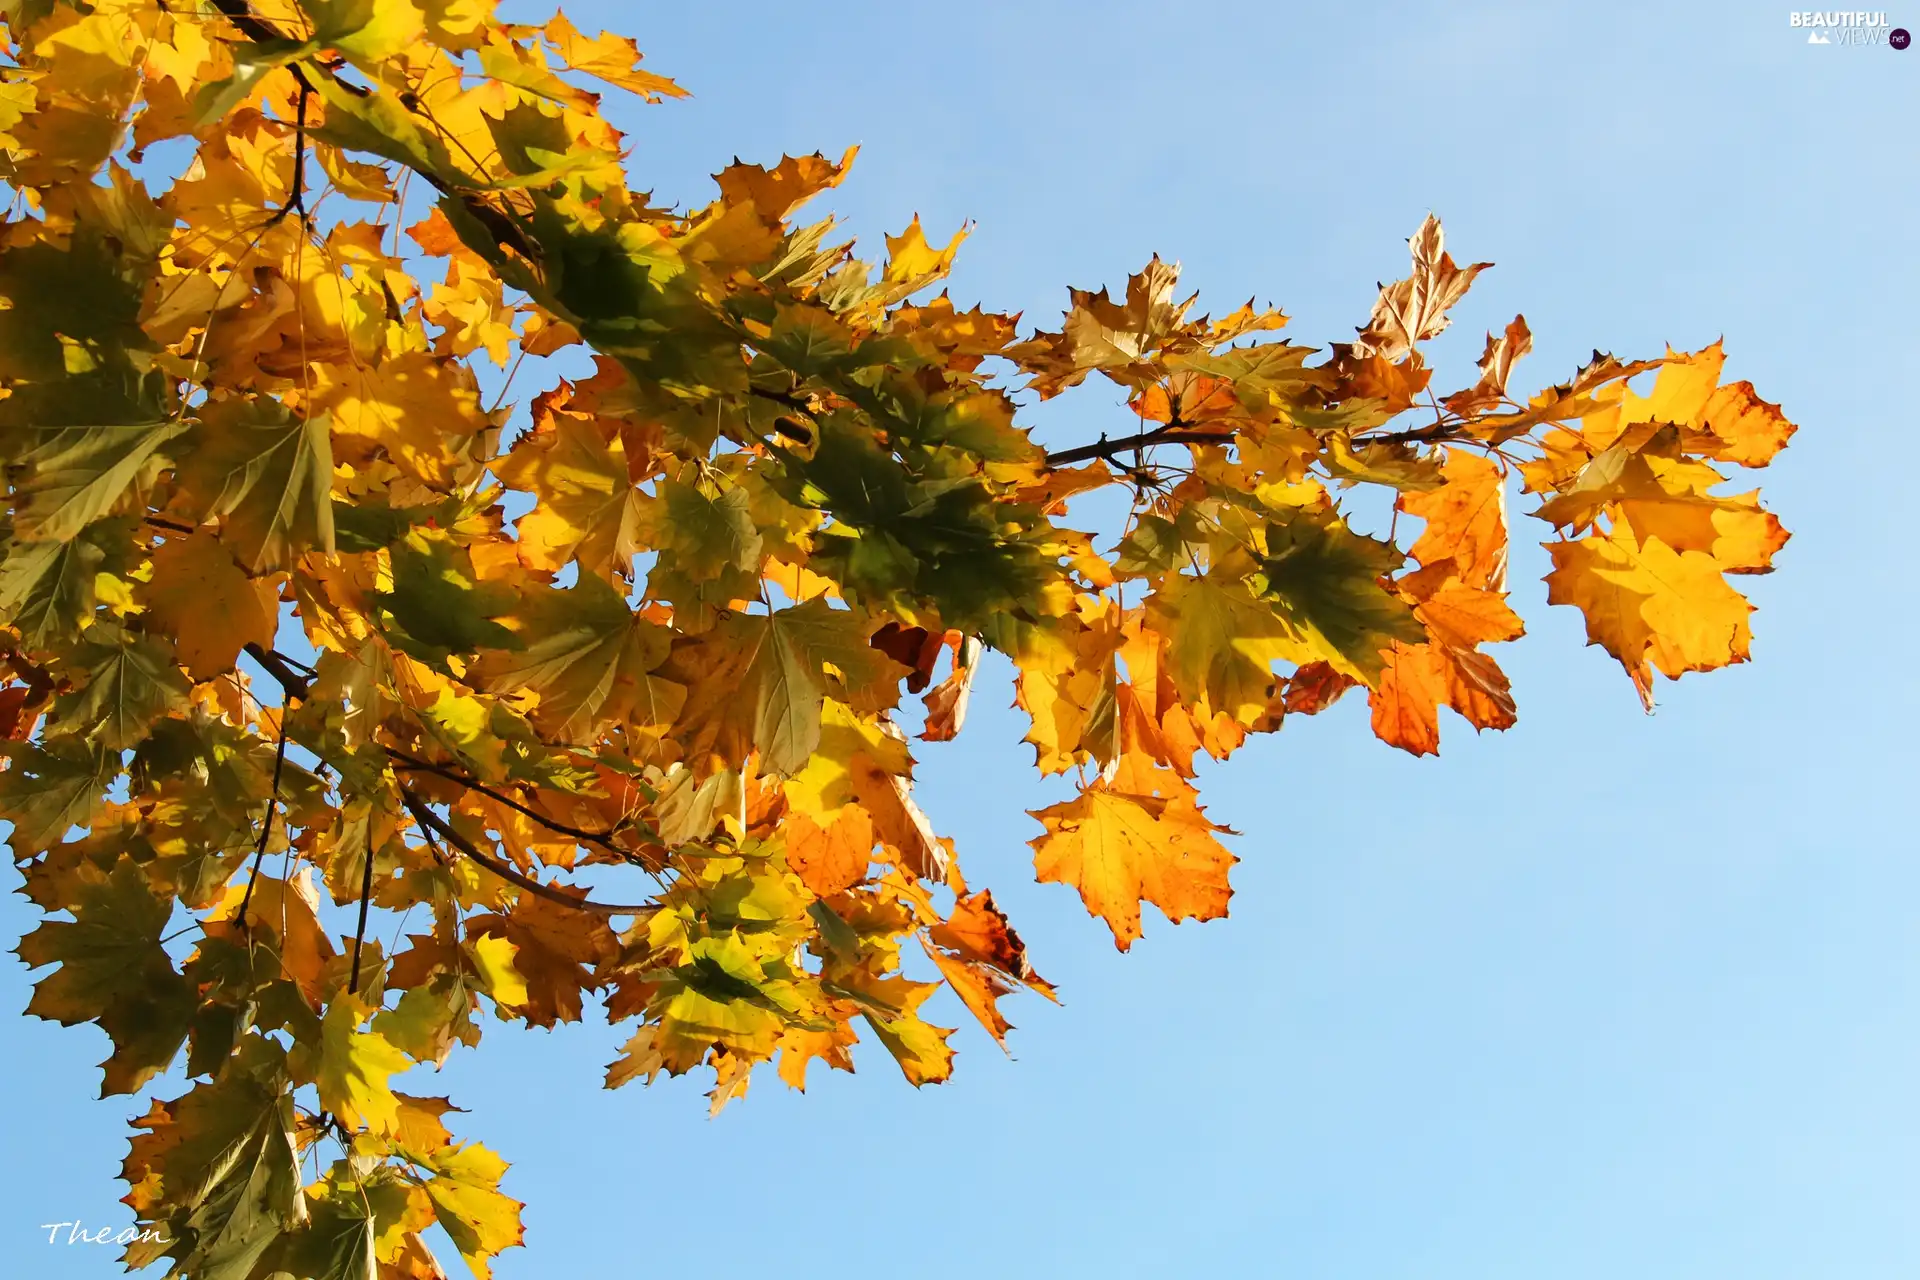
1789, 11, 1908, 44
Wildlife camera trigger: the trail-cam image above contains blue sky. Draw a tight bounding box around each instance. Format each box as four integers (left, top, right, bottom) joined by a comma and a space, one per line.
6, 2, 1919, 1277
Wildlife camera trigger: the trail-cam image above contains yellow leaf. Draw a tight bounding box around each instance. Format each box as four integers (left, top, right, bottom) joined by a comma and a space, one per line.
464, 934, 527, 1010
542, 12, 687, 100
1545, 525, 1754, 709
138, 532, 278, 681
493, 403, 644, 577
309, 353, 490, 488
205, 872, 336, 1005
1369, 566, 1524, 757
1697, 380, 1797, 468
713, 146, 858, 221
314, 995, 413, 1136
883, 214, 968, 286
422, 1141, 525, 1280
775, 1010, 858, 1090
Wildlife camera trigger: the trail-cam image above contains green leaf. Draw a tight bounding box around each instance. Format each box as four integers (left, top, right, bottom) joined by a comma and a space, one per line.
475, 572, 680, 740
174, 400, 336, 573
1144, 570, 1301, 724
1254, 507, 1427, 684
0, 735, 115, 851
10, 422, 187, 542
15, 857, 193, 1094
282, 1181, 380, 1280
0, 515, 136, 649
638, 471, 763, 580
122, 1044, 307, 1278
51, 623, 191, 749
17, 856, 172, 1021
330, 496, 434, 553
376, 527, 523, 670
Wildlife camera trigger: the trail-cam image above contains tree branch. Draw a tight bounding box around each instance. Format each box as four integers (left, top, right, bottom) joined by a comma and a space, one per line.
241, 645, 658, 915
1353, 420, 1468, 447
1044, 424, 1237, 468
398, 790, 655, 918
385, 748, 662, 867
243, 642, 312, 700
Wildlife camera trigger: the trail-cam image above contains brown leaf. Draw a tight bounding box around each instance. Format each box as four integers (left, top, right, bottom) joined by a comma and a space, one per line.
1351, 214, 1492, 361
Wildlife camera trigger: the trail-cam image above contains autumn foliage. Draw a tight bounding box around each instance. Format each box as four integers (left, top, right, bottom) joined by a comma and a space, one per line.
0, 1, 1793, 1276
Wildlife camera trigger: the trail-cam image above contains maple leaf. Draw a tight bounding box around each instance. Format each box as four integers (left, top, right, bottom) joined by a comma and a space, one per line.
662, 600, 905, 776
9, 422, 186, 543
1369, 563, 1524, 757
1352, 213, 1491, 361
120, 1041, 307, 1276
421, 1140, 526, 1280
51, 623, 192, 750
466, 891, 617, 1027
714, 146, 858, 221
309, 995, 414, 1136
1029, 758, 1236, 951
138, 531, 279, 681
376, 528, 522, 670
475, 572, 684, 740
310, 352, 492, 488
1400, 447, 1510, 589
493, 394, 646, 578
784, 804, 874, 897
1442, 315, 1533, 417
16, 857, 194, 1094
1008, 255, 1201, 397
542, 12, 687, 100
1545, 525, 1755, 709
172, 400, 337, 574
0, 736, 115, 851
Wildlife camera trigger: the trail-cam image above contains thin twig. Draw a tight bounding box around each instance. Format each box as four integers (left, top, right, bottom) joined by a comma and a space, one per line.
346, 820, 376, 995
398, 790, 656, 917
243, 644, 661, 914
235, 709, 291, 930
384, 748, 656, 863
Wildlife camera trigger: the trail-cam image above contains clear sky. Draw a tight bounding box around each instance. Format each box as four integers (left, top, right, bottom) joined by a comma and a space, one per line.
5, 2, 1919, 1277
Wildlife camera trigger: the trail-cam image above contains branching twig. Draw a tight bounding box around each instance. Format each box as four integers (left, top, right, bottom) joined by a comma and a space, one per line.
244, 643, 313, 700
398, 789, 655, 917
264, 81, 313, 230
385, 748, 658, 866
143, 514, 199, 535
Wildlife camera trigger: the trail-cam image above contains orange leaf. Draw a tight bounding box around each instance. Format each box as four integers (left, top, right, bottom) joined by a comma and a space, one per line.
1029, 761, 1235, 951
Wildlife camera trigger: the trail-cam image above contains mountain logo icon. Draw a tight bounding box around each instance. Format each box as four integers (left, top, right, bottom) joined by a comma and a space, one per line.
1808, 30, 1832, 42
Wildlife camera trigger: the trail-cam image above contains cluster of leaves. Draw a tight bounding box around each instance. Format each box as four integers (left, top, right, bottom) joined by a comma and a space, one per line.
0, 1, 1792, 1277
